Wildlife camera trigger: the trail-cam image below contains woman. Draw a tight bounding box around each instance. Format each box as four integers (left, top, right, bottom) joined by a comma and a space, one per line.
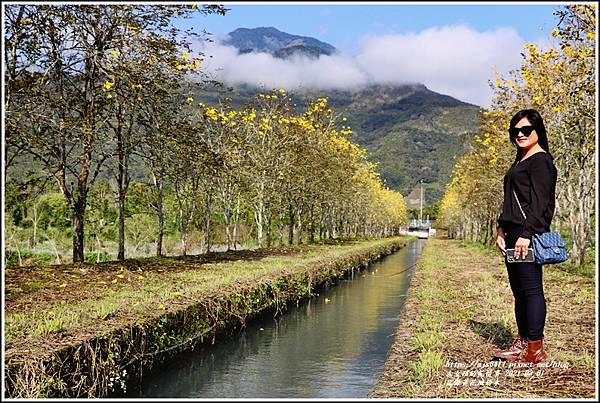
493, 109, 557, 364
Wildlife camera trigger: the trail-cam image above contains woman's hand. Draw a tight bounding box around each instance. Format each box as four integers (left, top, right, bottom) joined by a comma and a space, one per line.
496, 228, 506, 256
515, 237, 531, 259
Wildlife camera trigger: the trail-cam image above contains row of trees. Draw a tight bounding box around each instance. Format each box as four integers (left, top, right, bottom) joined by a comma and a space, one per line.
4, 4, 408, 263
438, 4, 596, 267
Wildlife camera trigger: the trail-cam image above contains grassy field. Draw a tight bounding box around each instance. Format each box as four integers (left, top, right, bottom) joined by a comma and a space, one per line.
4, 236, 410, 397
5, 238, 413, 345
371, 231, 596, 399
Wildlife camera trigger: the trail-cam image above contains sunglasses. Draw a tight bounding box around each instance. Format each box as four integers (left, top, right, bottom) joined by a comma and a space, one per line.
509, 125, 536, 138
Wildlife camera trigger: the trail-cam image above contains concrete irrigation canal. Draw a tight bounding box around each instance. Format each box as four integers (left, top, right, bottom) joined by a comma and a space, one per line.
5, 236, 423, 398
120, 238, 425, 398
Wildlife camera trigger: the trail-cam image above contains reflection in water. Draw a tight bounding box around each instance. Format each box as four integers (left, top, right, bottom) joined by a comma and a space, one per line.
124, 239, 425, 398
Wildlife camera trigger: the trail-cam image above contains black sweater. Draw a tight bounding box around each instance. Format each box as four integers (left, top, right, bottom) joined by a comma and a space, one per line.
496, 151, 557, 239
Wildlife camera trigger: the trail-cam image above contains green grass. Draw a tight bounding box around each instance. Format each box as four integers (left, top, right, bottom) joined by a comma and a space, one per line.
5, 236, 408, 344
374, 235, 595, 398
408, 350, 445, 383
408, 332, 443, 353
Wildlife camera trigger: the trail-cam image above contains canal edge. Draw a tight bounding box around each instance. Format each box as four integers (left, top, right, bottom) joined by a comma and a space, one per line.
4, 237, 413, 398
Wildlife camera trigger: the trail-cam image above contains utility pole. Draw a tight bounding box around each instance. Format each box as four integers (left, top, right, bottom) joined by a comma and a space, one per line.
419, 179, 423, 224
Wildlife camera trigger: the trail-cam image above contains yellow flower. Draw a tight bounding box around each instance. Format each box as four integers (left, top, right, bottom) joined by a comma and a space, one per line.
111, 49, 121, 56
186, 96, 194, 104
182, 51, 190, 60
587, 32, 595, 40
106, 94, 113, 99
188, 59, 202, 69
551, 28, 559, 37
159, 303, 165, 310
102, 81, 114, 91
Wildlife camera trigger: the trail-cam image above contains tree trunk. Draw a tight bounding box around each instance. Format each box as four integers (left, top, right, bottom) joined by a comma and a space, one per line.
155, 178, 164, 257
116, 116, 129, 261
254, 181, 264, 248
278, 219, 285, 246
72, 200, 86, 262
31, 200, 40, 247
117, 191, 126, 260
319, 209, 325, 240
204, 191, 212, 253
288, 202, 294, 245
328, 207, 335, 239
181, 227, 189, 256
233, 194, 241, 250
96, 234, 101, 263
265, 200, 272, 248
223, 190, 232, 251
309, 204, 315, 243
296, 206, 303, 245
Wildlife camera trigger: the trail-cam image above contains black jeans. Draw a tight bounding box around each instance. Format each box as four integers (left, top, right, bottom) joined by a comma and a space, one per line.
503, 223, 546, 341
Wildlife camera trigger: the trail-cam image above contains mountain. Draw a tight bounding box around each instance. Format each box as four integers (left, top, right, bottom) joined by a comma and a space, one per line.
215, 28, 481, 206
194, 82, 481, 207
223, 27, 336, 59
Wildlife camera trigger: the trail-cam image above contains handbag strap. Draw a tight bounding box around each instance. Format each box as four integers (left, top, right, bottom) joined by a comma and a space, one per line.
512, 189, 527, 220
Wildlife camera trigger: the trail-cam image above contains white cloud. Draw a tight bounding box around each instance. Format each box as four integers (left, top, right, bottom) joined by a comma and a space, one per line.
193, 25, 529, 107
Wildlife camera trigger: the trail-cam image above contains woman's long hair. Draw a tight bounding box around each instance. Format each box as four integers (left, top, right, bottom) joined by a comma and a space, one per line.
509, 109, 553, 163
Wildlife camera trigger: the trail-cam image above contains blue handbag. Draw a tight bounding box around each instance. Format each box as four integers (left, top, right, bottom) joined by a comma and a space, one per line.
531, 232, 568, 264
513, 190, 568, 265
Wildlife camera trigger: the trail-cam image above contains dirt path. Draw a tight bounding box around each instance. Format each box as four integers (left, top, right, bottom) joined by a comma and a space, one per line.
371, 233, 596, 399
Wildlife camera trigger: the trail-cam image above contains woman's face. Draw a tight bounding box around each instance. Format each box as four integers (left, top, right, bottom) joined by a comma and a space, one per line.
513, 117, 539, 149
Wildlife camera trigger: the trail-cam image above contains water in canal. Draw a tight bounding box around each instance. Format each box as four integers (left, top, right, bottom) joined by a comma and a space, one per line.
124, 238, 426, 398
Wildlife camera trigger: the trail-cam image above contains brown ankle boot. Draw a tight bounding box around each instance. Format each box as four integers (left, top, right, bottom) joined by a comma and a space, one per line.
516, 339, 548, 364
493, 336, 527, 361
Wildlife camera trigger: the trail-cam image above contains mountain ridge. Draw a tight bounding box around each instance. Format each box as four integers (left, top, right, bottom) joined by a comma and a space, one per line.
223, 26, 337, 58
194, 81, 480, 206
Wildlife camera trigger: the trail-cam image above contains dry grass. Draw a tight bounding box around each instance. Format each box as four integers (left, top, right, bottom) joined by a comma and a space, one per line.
371, 231, 596, 399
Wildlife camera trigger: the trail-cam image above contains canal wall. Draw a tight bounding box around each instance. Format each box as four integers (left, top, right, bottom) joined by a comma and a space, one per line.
5, 237, 410, 398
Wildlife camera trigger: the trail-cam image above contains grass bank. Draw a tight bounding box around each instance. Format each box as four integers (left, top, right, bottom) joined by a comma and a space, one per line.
4, 236, 411, 398
371, 231, 595, 399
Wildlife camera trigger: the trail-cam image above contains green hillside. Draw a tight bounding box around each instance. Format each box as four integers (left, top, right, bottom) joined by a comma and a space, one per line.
194, 82, 481, 207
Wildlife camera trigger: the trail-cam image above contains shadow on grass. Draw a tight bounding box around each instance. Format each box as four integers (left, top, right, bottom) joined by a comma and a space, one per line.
469, 319, 514, 348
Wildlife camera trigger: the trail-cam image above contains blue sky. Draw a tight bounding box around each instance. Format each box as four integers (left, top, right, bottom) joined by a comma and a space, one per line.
183, 3, 561, 53
179, 2, 568, 106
